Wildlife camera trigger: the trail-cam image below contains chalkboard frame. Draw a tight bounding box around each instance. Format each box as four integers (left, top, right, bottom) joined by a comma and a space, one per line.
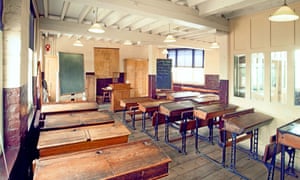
156, 58, 172, 90
58, 52, 85, 95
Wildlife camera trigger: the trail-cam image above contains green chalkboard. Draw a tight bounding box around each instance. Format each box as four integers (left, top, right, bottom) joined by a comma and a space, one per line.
59, 52, 85, 95
156, 59, 172, 89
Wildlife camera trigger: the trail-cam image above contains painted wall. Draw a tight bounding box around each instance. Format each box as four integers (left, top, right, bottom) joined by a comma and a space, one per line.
228, 1, 300, 166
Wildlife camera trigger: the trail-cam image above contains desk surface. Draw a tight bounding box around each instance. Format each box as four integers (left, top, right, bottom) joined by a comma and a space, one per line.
138, 99, 173, 113
37, 123, 131, 157
34, 140, 172, 180
41, 101, 98, 114
166, 91, 201, 101
41, 111, 114, 130
193, 103, 238, 120
159, 100, 198, 117
120, 96, 154, 108
223, 111, 273, 134
277, 118, 300, 149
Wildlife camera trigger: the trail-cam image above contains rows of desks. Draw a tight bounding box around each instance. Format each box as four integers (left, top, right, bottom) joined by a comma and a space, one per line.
119, 91, 280, 179
33, 101, 172, 179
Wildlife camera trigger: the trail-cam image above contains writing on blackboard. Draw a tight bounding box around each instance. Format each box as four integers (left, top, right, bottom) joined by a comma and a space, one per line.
156, 59, 172, 89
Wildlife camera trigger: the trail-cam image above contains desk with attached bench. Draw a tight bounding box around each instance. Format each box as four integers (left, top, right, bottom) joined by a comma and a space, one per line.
33, 140, 172, 180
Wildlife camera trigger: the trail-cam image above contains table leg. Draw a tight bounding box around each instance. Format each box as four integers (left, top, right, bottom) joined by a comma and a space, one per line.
280, 144, 286, 180
122, 108, 126, 124
141, 112, 146, 132
165, 116, 170, 142
252, 129, 259, 159
230, 133, 237, 170
195, 118, 199, 153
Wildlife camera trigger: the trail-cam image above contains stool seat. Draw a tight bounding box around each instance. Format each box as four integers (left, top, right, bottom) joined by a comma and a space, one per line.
102, 91, 111, 103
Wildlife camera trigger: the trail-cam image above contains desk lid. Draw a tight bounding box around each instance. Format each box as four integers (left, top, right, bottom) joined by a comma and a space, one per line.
278, 118, 300, 136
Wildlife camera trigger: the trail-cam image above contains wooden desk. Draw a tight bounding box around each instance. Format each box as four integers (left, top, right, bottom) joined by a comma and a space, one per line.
40, 101, 98, 118
166, 91, 201, 101
40, 111, 114, 130
277, 119, 300, 180
33, 140, 172, 180
120, 96, 154, 129
223, 109, 273, 178
138, 99, 172, 140
190, 94, 220, 104
159, 100, 199, 152
37, 123, 130, 157
193, 103, 238, 146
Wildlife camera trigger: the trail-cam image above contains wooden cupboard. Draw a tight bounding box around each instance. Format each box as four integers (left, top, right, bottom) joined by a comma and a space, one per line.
124, 58, 148, 97
85, 73, 96, 101
94, 48, 119, 78
44, 55, 58, 102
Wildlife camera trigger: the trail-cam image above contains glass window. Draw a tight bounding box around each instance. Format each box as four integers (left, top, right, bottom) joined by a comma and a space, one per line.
295, 50, 300, 105
177, 49, 193, 67
270, 51, 287, 104
168, 49, 176, 67
234, 54, 246, 98
251, 53, 264, 101
194, 49, 204, 67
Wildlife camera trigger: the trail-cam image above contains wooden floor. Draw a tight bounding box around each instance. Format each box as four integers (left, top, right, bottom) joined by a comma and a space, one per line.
99, 103, 299, 180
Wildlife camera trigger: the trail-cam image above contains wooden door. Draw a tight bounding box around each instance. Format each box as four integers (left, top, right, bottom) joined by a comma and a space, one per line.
44, 55, 58, 102
85, 73, 96, 101
124, 59, 148, 97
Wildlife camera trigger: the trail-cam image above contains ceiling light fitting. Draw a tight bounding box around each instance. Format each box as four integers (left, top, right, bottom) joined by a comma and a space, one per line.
73, 38, 83, 47
88, 8, 105, 33
164, 24, 176, 43
269, 0, 299, 22
210, 42, 220, 49
123, 40, 133, 45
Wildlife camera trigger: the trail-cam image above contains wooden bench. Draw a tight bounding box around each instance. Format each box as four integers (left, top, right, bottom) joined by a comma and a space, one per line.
33, 140, 172, 180
37, 123, 130, 157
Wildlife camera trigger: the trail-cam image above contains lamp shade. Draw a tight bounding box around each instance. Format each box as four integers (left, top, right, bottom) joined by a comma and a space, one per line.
164, 34, 176, 43
73, 39, 83, 47
269, 5, 299, 22
210, 42, 220, 49
88, 23, 105, 33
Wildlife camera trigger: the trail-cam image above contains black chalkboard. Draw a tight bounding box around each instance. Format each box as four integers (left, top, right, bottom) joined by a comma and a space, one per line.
156, 59, 172, 89
59, 52, 85, 95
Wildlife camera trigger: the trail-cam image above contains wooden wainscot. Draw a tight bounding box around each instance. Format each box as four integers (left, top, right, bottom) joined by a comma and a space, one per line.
37, 122, 130, 157
33, 140, 172, 180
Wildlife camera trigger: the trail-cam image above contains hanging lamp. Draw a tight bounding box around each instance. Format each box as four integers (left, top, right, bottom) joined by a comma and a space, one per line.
269, 0, 299, 22
164, 24, 176, 43
88, 8, 105, 33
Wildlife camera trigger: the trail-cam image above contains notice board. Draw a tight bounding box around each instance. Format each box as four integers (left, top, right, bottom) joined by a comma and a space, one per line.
59, 52, 85, 95
156, 59, 172, 89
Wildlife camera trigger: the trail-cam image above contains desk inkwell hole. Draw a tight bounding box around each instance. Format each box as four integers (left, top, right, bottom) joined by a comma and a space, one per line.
96, 150, 103, 155
71, 93, 75, 102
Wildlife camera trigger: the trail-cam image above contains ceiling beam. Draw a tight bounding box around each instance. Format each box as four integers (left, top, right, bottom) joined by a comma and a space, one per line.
70, 0, 229, 32
39, 17, 212, 48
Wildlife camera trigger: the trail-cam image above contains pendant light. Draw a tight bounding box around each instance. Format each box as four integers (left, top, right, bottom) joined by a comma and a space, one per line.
88, 8, 105, 33
269, 0, 299, 22
73, 37, 83, 47
210, 36, 219, 49
164, 24, 176, 43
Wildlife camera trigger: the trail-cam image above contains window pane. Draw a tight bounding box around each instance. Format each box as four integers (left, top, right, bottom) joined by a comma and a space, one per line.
270, 51, 287, 104
177, 49, 193, 67
234, 55, 246, 98
172, 67, 204, 85
167, 49, 176, 67
251, 53, 264, 101
295, 50, 300, 105
194, 50, 204, 67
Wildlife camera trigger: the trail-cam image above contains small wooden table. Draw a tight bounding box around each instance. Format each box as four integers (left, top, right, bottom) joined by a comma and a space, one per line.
166, 91, 201, 101
33, 140, 172, 180
37, 123, 131, 157
223, 109, 273, 178
277, 119, 300, 180
120, 96, 154, 129
40, 111, 114, 130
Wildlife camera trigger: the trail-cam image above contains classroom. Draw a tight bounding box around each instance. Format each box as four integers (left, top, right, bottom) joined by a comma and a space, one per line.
1, 0, 300, 179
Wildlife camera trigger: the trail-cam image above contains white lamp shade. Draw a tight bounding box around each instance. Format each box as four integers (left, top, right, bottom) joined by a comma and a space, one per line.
210, 42, 220, 49
73, 39, 83, 47
269, 5, 299, 22
123, 40, 132, 45
164, 34, 176, 43
88, 23, 105, 33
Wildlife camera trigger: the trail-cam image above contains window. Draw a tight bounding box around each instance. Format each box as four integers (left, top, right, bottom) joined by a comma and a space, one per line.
234, 54, 246, 98
270, 51, 287, 104
167, 48, 205, 85
295, 50, 300, 105
251, 53, 264, 101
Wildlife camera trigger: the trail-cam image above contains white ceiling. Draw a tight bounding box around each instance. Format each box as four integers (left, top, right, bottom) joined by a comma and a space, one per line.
33, 0, 300, 48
